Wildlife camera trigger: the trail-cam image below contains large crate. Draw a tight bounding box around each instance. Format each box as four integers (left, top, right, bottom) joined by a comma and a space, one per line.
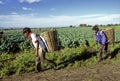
103, 27, 115, 44
40, 30, 58, 52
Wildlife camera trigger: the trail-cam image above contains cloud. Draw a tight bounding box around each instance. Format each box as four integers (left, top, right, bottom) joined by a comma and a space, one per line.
22, 7, 32, 11
19, 0, 42, 3
0, 1, 4, 4
11, 12, 18, 15
0, 14, 120, 27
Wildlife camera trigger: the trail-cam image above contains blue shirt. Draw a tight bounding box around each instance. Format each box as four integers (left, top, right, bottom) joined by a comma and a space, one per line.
95, 30, 108, 45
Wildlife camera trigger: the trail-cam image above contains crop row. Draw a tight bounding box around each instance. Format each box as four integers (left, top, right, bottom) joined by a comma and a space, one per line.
0, 27, 120, 53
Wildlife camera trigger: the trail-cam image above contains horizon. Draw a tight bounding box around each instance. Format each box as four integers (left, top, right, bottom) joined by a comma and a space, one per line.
0, 23, 119, 30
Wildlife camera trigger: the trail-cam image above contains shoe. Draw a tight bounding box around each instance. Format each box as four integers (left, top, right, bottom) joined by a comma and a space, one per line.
52, 64, 57, 70
98, 58, 102, 62
108, 55, 111, 59
34, 70, 40, 73
35, 68, 41, 73
105, 54, 111, 59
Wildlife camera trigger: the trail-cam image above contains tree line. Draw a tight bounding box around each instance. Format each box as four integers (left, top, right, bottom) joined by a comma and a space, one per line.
69, 24, 120, 28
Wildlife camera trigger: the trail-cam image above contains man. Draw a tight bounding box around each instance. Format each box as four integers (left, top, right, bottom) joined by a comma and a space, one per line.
23, 27, 57, 72
92, 25, 110, 62
0, 31, 3, 54
0, 31, 3, 38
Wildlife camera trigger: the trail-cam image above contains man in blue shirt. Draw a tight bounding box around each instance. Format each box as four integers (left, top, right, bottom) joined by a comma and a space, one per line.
92, 25, 110, 62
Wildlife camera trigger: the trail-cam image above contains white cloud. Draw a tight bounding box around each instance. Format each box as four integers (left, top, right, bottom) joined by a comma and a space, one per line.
19, 0, 42, 3
22, 7, 32, 11
0, 1, 4, 4
0, 14, 120, 27
11, 12, 18, 15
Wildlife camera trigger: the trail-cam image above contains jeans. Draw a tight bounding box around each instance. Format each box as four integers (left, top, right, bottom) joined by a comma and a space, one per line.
98, 43, 108, 60
35, 48, 56, 71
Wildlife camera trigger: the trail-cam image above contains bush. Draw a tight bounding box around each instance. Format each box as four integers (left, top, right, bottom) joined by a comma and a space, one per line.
1, 42, 120, 78
0, 50, 35, 78
0, 53, 15, 78
13, 51, 35, 74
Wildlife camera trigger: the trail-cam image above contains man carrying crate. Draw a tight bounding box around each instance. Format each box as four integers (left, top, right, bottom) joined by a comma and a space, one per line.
92, 25, 111, 62
23, 27, 57, 72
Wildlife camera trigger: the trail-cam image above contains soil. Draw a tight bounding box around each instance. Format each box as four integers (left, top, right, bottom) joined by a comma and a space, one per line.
1, 60, 120, 81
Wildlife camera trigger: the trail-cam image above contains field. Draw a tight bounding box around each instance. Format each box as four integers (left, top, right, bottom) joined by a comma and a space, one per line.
0, 26, 120, 81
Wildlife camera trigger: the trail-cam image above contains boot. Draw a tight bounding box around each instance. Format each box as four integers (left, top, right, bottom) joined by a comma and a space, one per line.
52, 63, 57, 70
35, 62, 41, 72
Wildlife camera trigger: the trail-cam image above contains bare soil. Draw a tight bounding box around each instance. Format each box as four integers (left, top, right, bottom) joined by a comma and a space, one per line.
1, 61, 120, 81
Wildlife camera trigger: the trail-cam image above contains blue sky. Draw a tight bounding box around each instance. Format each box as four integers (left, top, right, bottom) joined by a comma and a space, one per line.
0, 0, 120, 28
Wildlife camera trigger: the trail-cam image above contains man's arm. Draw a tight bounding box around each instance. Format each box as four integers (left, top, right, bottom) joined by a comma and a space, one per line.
35, 40, 39, 57
100, 31, 106, 49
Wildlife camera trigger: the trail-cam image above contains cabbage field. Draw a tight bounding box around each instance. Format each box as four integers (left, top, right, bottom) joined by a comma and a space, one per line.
0, 26, 120, 78
0, 26, 120, 53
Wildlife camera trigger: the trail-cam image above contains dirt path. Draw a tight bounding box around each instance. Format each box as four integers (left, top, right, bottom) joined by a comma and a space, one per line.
1, 61, 120, 81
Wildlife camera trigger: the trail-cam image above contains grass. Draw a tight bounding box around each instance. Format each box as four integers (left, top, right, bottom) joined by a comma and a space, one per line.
0, 41, 120, 78
0, 26, 120, 78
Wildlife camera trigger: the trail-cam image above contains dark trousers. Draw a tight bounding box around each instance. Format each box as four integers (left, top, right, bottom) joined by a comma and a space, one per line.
35, 48, 56, 71
98, 43, 109, 60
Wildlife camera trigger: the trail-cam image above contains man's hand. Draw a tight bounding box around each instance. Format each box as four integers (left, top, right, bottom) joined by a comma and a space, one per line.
100, 44, 105, 49
35, 52, 39, 57
95, 40, 98, 44
35, 40, 39, 57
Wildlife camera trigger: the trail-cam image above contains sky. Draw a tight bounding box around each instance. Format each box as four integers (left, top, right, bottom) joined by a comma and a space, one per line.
0, 0, 120, 28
